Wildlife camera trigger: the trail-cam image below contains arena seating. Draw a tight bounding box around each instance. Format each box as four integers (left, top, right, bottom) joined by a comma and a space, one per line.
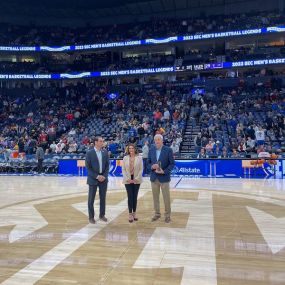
0, 11, 283, 45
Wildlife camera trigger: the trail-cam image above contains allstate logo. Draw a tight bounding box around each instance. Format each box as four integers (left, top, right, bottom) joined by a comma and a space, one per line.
172, 166, 201, 174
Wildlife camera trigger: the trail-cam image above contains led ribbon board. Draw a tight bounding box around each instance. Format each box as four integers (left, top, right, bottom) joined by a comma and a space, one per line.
0, 58, 284, 79
0, 26, 284, 52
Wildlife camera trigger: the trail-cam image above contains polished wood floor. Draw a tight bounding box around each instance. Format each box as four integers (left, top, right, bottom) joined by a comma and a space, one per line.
0, 176, 285, 285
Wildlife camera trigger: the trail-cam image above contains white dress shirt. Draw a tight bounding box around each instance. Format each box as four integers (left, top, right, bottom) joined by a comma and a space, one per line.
95, 147, 103, 173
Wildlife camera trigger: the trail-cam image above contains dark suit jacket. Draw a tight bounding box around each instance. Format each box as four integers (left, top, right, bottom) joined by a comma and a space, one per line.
147, 145, 175, 183
85, 149, 109, 185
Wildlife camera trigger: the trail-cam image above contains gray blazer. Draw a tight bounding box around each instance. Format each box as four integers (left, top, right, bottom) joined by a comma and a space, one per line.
85, 149, 109, 185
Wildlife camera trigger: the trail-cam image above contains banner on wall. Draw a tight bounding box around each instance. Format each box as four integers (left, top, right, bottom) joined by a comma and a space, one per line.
58, 159, 285, 179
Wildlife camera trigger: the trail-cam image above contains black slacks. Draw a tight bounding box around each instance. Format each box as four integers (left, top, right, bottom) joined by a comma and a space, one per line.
125, 183, 140, 213
37, 159, 43, 173
88, 181, 107, 219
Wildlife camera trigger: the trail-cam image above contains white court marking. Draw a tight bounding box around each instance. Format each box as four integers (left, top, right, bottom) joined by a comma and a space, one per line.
134, 191, 217, 285
247, 207, 285, 254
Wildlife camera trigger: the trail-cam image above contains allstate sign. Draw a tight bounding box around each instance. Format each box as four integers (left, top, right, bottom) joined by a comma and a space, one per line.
172, 160, 203, 175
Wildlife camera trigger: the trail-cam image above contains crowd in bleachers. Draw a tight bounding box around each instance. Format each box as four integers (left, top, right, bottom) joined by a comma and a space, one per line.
0, 11, 283, 46
0, 81, 188, 162
0, 77, 284, 165
0, 81, 91, 160
192, 80, 285, 158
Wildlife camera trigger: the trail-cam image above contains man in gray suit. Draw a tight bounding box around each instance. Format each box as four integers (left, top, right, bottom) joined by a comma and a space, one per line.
85, 137, 109, 224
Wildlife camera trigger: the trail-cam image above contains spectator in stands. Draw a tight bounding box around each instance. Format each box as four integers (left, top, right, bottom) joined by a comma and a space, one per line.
36, 145, 45, 173
231, 149, 240, 158
108, 140, 119, 156
205, 139, 214, 156
49, 141, 57, 153
137, 124, 145, 139
56, 140, 65, 154
68, 128, 77, 136
245, 125, 256, 140
142, 141, 149, 175
128, 125, 137, 138
68, 141, 78, 153
220, 148, 230, 158
47, 125, 57, 143
66, 112, 74, 122
3, 147, 11, 162
257, 146, 271, 158
108, 150, 114, 158
237, 140, 247, 153
74, 109, 81, 120
176, 134, 182, 146
129, 135, 137, 145
246, 137, 256, 152
153, 109, 163, 122
27, 138, 37, 155
82, 136, 90, 145
172, 109, 180, 122
255, 126, 265, 145
38, 131, 48, 150
141, 134, 151, 146
197, 148, 207, 158
194, 132, 202, 154
18, 138, 25, 154
163, 108, 171, 122
170, 140, 180, 155
155, 126, 166, 136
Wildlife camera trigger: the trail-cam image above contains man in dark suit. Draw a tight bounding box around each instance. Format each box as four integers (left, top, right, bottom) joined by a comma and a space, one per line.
148, 134, 175, 223
85, 136, 109, 224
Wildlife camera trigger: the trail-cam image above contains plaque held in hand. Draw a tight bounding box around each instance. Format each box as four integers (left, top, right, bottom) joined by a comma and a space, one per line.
157, 161, 162, 171
156, 161, 163, 174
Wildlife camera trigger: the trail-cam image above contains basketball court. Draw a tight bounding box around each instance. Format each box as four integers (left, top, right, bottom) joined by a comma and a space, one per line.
0, 176, 284, 284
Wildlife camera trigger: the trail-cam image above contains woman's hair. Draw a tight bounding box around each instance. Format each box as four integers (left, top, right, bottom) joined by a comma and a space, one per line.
125, 144, 139, 155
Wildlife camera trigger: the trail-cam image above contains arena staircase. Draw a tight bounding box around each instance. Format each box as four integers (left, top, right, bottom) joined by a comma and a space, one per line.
180, 117, 201, 157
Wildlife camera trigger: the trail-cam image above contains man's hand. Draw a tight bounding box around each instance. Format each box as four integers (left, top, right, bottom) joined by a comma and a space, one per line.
133, 179, 139, 184
155, 168, 164, 174
152, 164, 159, 170
97, 175, 106, 182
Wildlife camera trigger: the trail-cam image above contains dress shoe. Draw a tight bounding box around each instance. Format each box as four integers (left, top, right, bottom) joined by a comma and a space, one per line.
133, 213, 138, 221
129, 214, 134, 223
165, 217, 171, 223
99, 216, 108, 222
151, 215, 161, 222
